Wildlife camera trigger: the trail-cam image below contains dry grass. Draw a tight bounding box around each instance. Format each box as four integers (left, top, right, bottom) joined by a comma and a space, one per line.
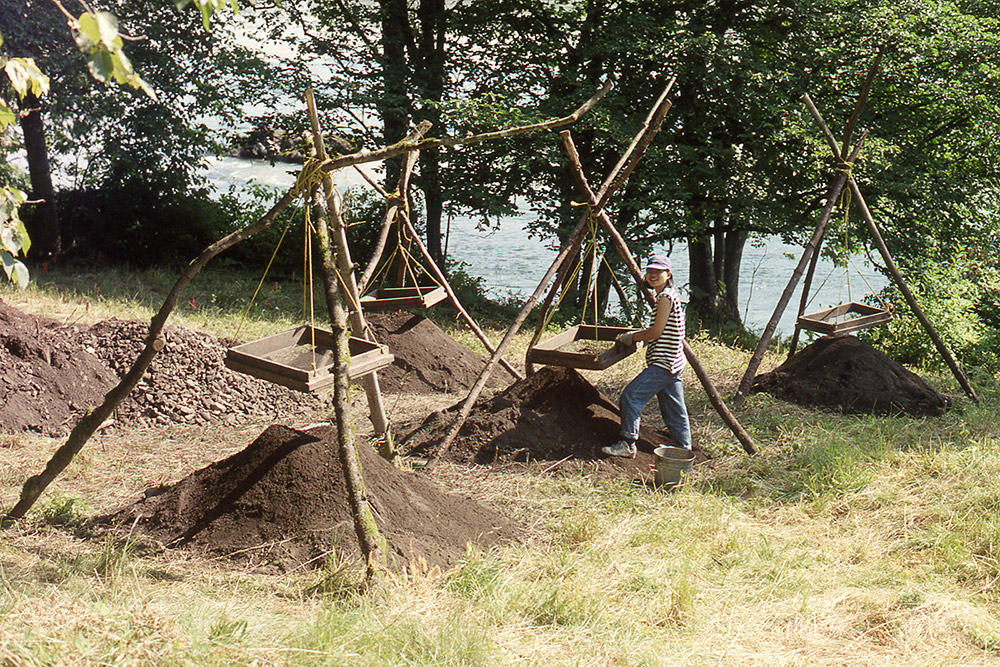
3, 274, 1000, 666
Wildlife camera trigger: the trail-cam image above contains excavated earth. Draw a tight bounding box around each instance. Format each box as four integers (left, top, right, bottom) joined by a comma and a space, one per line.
12, 298, 946, 571
1, 299, 524, 570
751, 334, 949, 416
98, 424, 517, 571
366, 311, 515, 393
0, 301, 502, 436
395, 366, 697, 482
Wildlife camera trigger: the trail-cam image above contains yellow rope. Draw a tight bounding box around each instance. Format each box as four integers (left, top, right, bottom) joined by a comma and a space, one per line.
232, 213, 295, 342
540, 202, 594, 332
303, 194, 318, 371
292, 157, 333, 199
580, 209, 600, 326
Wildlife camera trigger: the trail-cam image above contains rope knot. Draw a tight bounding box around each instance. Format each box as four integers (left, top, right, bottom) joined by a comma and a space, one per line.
292, 157, 333, 198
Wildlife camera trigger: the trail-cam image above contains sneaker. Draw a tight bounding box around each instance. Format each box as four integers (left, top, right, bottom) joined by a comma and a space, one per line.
601, 439, 637, 458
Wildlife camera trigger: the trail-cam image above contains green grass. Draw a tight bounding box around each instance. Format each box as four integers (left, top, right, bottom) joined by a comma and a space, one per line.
3, 268, 1000, 665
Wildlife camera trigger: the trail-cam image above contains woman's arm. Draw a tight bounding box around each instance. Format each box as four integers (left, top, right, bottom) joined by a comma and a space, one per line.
632, 293, 671, 343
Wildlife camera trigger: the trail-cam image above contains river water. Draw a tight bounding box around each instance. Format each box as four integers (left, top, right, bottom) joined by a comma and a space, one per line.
205, 156, 888, 337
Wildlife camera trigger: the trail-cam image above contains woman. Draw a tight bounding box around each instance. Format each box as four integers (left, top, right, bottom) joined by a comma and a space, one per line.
602, 254, 692, 457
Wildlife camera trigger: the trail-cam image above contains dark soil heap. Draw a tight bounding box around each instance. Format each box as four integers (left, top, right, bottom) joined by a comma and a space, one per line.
0, 299, 331, 435
751, 334, 949, 416
366, 311, 513, 393
0, 301, 515, 436
100, 424, 517, 570
0, 299, 118, 436
397, 366, 682, 479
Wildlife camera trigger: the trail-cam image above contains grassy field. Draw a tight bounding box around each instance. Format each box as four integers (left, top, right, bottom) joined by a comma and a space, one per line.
2, 266, 1000, 666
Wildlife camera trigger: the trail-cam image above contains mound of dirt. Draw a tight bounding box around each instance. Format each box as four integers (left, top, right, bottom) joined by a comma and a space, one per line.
751, 334, 949, 416
0, 299, 516, 436
77, 319, 331, 431
100, 424, 517, 571
0, 299, 119, 436
397, 366, 694, 480
366, 311, 514, 394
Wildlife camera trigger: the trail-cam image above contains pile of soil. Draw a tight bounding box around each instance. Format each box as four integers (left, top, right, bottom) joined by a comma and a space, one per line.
367, 311, 514, 394
0, 301, 506, 436
99, 424, 517, 571
78, 319, 331, 430
751, 334, 949, 416
397, 366, 689, 480
0, 300, 119, 436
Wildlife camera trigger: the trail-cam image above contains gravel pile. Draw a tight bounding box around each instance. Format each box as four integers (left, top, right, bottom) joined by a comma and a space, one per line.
77, 319, 332, 431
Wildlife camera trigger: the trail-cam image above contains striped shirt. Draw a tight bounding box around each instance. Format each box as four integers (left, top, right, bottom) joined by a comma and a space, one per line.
645, 287, 685, 374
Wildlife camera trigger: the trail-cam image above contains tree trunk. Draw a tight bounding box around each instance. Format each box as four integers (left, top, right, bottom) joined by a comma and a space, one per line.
415, 0, 447, 264
420, 150, 444, 263
687, 234, 717, 323
687, 221, 746, 334
311, 192, 387, 581
379, 0, 411, 189
19, 92, 60, 260
722, 228, 747, 320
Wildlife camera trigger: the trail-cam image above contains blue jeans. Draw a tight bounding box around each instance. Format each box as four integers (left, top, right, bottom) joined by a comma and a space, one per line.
619, 364, 692, 449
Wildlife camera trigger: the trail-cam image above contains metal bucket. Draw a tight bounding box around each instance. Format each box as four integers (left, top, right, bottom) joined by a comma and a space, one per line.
653, 445, 695, 490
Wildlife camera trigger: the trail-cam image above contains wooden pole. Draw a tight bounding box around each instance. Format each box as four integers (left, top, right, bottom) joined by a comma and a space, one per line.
428, 78, 677, 467
399, 210, 525, 381
309, 183, 388, 579
355, 163, 524, 381
732, 132, 867, 406
847, 177, 979, 402
561, 132, 757, 455
426, 204, 596, 469
5, 189, 298, 523
800, 90, 979, 403
732, 55, 884, 404
315, 78, 616, 177
525, 78, 676, 374
357, 153, 418, 294
787, 223, 826, 357
307, 89, 396, 458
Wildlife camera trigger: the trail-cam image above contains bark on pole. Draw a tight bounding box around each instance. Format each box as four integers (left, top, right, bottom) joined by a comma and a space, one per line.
307, 89, 396, 459
428, 78, 675, 468
561, 133, 756, 455
4, 190, 298, 523
799, 92, 979, 403
317, 78, 615, 177
3, 83, 618, 523
309, 182, 387, 579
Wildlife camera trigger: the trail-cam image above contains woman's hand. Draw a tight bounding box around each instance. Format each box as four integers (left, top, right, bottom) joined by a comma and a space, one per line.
615, 331, 634, 347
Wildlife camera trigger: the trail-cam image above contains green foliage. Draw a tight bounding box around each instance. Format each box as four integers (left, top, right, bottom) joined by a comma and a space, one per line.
215, 182, 306, 276
39, 493, 90, 528
56, 180, 236, 268
0, 28, 42, 288
865, 246, 1000, 372
433, 259, 524, 327
72, 9, 155, 98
